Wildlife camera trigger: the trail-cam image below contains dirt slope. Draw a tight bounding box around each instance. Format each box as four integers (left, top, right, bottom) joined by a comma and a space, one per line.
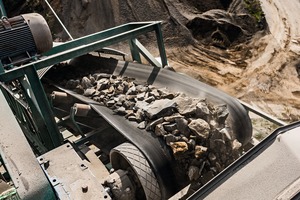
4, 0, 300, 122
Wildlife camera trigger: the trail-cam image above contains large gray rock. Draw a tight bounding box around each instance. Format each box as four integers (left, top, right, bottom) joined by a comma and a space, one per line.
174, 96, 200, 116
188, 119, 211, 139
144, 99, 176, 119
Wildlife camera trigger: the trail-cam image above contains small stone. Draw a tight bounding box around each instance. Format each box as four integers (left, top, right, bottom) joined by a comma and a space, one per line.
232, 139, 242, 151
135, 109, 145, 123
134, 101, 149, 110
96, 82, 108, 91
123, 100, 135, 110
93, 73, 110, 80
214, 139, 227, 153
164, 134, 178, 145
175, 118, 190, 137
106, 100, 115, 107
81, 76, 93, 89
145, 96, 155, 103
216, 105, 229, 123
208, 153, 217, 165
215, 162, 223, 172
188, 165, 200, 181
136, 92, 145, 101
126, 85, 137, 95
169, 141, 188, 155
158, 88, 175, 99
114, 107, 127, 115
163, 123, 177, 132
187, 139, 196, 149
128, 115, 137, 121
146, 118, 164, 131
172, 129, 180, 136
65, 79, 79, 89
149, 89, 160, 98
194, 145, 208, 159
209, 120, 219, 130
188, 119, 211, 139
107, 86, 115, 94
210, 167, 218, 175
164, 113, 183, 122
89, 75, 96, 85
74, 85, 84, 94
136, 85, 148, 93
155, 124, 167, 136
195, 101, 210, 118
125, 110, 135, 118
83, 88, 96, 96
220, 128, 232, 142
137, 121, 147, 129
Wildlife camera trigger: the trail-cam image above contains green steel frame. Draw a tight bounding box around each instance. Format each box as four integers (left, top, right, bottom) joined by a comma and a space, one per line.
0, 0, 6, 17
0, 21, 168, 153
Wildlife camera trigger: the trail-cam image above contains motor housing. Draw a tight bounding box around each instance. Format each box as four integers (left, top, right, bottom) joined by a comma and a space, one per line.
0, 13, 52, 67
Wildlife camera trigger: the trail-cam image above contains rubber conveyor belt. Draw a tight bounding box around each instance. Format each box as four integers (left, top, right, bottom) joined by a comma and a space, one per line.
55, 86, 178, 199
48, 57, 252, 198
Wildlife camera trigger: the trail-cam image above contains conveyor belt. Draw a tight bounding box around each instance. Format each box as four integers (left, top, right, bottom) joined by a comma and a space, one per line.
54, 86, 178, 199
112, 60, 252, 145
48, 58, 253, 198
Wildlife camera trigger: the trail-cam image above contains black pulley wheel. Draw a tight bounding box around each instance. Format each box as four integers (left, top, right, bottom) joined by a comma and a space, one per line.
110, 143, 162, 200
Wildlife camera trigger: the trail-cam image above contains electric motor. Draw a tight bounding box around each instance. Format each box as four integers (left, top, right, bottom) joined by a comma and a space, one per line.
0, 13, 52, 67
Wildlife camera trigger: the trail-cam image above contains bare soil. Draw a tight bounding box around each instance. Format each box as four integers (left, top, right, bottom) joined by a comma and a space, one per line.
5, 0, 300, 130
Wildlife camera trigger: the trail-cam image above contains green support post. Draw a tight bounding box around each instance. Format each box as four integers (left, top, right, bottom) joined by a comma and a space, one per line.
154, 23, 168, 67
0, 0, 6, 17
23, 65, 63, 149
129, 38, 142, 63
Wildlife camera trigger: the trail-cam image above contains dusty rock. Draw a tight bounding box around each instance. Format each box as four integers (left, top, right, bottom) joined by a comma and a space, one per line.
176, 118, 190, 137
114, 107, 127, 115
134, 101, 149, 110
188, 165, 200, 181
175, 96, 199, 116
158, 88, 176, 99
137, 121, 147, 129
195, 146, 208, 159
163, 123, 177, 132
195, 101, 211, 118
65, 79, 80, 90
164, 134, 179, 145
170, 141, 189, 155
188, 119, 211, 139
106, 100, 115, 107
232, 139, 242, 151
216, 105, 229, 123
146, 118, 164, 131
144, 99, 176, 119
81, 76, 93, 89
135, 109, 145, 123
155, 124, 167, 136
164, 113, 183, 122
83, 88, 96, 96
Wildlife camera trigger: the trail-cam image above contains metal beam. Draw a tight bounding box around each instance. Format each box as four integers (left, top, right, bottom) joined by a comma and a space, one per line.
131, 39, 162, 68
0, 21, 167, 82
0, 0, 6, 17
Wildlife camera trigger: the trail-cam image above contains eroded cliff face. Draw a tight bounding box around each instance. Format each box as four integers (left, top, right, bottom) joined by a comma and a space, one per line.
8, 0, 299, 128
3, 0, 265, 48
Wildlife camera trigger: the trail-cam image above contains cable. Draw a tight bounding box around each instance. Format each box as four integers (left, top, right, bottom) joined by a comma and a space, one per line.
43, 0, 74, 40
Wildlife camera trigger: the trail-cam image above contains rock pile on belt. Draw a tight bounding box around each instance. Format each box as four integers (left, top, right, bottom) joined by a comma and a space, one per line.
65, 73, 242, 185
